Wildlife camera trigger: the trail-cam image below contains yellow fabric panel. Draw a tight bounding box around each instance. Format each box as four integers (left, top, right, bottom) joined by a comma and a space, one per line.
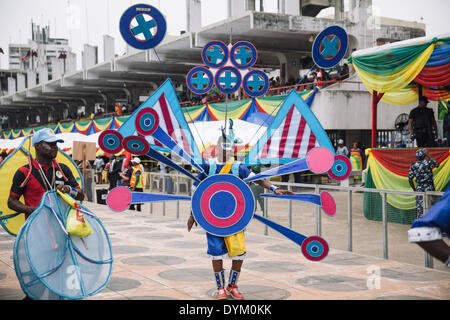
353, 44, 436, 93
379, 88, 419, 105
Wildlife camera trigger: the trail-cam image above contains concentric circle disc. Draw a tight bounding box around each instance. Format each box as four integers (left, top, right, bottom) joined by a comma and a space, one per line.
191, 174, 255, 237
301, 236, 329, 261
214, 66, 242, 94
328, 155, 352, 180
201, 40, 229, 68
135, 107, 159, 136
122, 135, 150, 155
98, 130, 123, 154
230, 41, 257, 69
186, 66, 214, 95
242, 70, 269, 97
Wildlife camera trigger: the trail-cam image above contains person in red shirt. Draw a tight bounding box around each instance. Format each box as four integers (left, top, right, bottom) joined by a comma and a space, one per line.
8, 128, 84, 219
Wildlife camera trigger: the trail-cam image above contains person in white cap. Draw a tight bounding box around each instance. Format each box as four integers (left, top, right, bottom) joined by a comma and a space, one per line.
335, 139, 349, 157
129, 157, 144, 211
8, 129, 84, 221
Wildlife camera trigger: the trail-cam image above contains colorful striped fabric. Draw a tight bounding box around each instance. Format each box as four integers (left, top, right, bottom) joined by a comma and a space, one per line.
365, 148, 450, 210
348, 34, 450, 105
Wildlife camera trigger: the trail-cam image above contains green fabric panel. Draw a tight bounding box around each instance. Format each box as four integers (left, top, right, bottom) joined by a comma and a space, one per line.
363, 168, 418, 225
59, 122, 74, 130
94, 117, 113, 126
352, 42, 432, 75
206, 99, 249, 113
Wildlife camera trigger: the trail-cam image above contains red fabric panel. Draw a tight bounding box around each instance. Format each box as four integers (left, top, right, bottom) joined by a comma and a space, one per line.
414, 64, 450, 86
371, 148, 449, 177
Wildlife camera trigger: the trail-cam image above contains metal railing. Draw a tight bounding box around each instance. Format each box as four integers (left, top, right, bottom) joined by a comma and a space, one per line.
127, 172, 444, 269
267, 181, 444, 269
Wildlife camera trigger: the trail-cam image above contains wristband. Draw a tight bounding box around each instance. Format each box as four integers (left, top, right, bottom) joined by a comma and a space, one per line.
269, 185, 279, 193
69, 186, 78, 197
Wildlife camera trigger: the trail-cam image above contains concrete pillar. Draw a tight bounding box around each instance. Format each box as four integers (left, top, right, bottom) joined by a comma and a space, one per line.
227, 0, 247, 18
82, 44, 98, 69
51, 57, 63, 79
103, 35, 115, 62
279, 0, 300, 15
27, 70, 37, 88
38, 63, 48, 84
66, 52, 77, 73
276, 52, 302, 85
186, 0, 202, 32
7, 77, 16, 95
286, 0, 300, 15
335, 0, 344, 20
17, 73, 26, 91
349, 0, 374, 49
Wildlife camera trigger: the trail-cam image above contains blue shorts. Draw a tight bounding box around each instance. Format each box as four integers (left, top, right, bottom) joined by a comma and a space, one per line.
206, 232, 246, 259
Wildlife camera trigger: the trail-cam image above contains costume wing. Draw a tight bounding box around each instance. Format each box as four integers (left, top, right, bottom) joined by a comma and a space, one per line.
0, 135, 83, 236
14, 190, 112, 300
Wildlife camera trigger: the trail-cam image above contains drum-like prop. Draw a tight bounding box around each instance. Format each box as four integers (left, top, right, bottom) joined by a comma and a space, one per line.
98, 130, 123, 154
328, 155, 352, 180
191, 174, 255, 237
13, 191, 112, 300
122, 135, 151, 155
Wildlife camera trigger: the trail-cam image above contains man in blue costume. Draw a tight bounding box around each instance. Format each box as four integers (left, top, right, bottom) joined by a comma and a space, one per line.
187, 135, 293, 300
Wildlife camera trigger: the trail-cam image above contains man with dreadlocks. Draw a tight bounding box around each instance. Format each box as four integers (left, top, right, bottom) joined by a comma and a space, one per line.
187, 129, 293, 300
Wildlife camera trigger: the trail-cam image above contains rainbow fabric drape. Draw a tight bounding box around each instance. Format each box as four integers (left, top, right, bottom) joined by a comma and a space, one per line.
1, 89, 316, 140
182, 89, 316, 122
365, 148, 450, 210
348, 34, 450, 105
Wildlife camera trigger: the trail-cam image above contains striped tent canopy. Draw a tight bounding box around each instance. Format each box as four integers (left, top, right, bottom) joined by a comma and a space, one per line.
1, 88, 320, 164
1, 89, 316, 140
348, 33, 450, 105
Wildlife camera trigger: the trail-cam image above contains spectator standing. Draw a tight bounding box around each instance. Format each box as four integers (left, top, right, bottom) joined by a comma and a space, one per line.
93, 155, 105, 184
408, 96, 438, 147
408, 149, 439, 219
335, 139, 349, 157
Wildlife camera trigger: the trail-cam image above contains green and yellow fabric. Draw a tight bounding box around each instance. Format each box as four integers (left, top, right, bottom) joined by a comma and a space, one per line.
348, 34, 450, 105
363, 148, 450, 224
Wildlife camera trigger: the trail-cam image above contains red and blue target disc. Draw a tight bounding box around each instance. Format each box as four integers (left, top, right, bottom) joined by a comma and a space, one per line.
191, 174, 255, 237
328, 155, 352, 181
122, 135, 150, 155
301, 236, 329, 261
98, 130, 123, 154
135, 107, 159, 136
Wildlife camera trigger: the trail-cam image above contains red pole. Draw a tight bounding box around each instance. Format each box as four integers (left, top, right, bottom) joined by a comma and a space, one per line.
371, 91, 385, 148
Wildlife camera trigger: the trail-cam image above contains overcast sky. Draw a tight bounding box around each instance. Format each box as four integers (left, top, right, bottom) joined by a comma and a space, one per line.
0, 0, 448, 68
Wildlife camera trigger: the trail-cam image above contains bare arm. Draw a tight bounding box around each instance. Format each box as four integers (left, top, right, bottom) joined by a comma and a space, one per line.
254, 179, 294, 195
7, 195, 35, 216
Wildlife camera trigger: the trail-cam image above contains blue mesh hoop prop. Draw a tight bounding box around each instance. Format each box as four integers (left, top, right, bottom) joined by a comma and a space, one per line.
13, 191, 113, 300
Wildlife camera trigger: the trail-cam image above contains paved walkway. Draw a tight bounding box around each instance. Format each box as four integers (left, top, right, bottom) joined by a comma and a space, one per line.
0, 199, 449, 300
